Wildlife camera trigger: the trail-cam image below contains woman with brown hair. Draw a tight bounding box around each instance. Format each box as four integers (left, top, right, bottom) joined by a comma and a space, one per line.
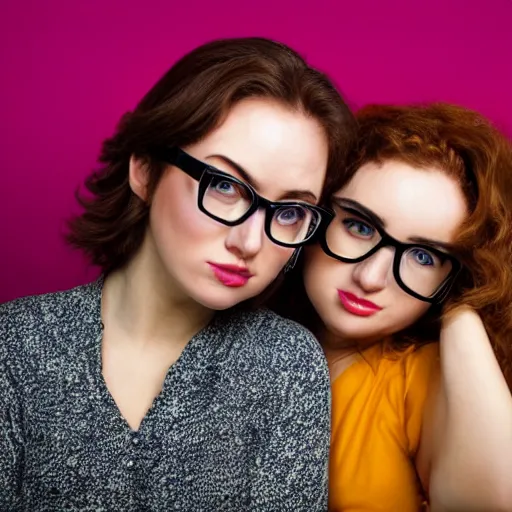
0, 38, 355, 510
273, 103, 512, 511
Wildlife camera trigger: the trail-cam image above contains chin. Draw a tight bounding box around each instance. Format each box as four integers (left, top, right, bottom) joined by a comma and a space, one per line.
326, 311, 385, 341
332, 326, 380, 343
191, 286, 255, 311
193, 294, 239, 311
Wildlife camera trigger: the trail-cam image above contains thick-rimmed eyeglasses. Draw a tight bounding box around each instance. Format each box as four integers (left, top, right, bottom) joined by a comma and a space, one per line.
155, 147, 331, 248
320, 199, 462, 303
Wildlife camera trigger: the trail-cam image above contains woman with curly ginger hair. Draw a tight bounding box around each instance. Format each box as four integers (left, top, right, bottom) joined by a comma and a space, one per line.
272, 103, 512, 511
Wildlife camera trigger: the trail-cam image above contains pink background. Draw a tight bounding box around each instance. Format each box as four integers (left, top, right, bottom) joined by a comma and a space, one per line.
2, 0, 511, 303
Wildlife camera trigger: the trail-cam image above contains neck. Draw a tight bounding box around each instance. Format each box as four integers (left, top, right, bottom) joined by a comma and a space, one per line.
318, 326, 387, 382
317, 324, 383, 365
102, 235, 214, 348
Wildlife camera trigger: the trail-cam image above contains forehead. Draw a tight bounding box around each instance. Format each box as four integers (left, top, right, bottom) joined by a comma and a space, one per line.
339, 160, 468, 243
189, 97, 329, 199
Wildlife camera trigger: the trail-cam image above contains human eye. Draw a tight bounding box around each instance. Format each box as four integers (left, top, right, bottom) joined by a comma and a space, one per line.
207, 175, 250, 204
275, 206, 306, 226
409, 247, 436, 267
209, 177, 238, 196
342, 218, 375, 239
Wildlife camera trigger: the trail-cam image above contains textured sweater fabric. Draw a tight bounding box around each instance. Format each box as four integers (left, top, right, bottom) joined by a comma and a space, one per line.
0, 280, 330, 511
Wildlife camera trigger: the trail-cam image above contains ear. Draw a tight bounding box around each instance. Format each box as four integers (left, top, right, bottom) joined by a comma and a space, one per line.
129, 155, 150, 202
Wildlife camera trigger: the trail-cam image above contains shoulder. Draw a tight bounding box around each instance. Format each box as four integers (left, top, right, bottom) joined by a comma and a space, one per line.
405, 342, 440, 363
374, 342, 439, 404
220, 309, 331, 434
0, 281, 100, 362
0, 281, 97, 332
375, 342, 439, 380
226, 306, 325, 360
402, 343, 440, 390
219, 307, 329, 387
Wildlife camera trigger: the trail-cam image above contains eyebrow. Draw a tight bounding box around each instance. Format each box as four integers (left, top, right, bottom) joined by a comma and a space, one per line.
332, 197, 456, 253
406, 236, 456, 252
332, 197, 386, 228
209, 154, 318, 203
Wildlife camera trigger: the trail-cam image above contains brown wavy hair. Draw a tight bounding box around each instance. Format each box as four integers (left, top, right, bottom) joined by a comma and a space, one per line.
65, 37, 355, 274
271, 103, 512, 387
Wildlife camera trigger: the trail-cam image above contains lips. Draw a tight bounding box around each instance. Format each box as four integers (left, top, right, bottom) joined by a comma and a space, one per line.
208, 262, 253, 288
337, 290, 382, 317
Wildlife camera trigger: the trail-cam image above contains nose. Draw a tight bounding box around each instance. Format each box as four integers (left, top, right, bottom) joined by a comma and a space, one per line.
352, 247, 394, 293
224, 209, 265, 260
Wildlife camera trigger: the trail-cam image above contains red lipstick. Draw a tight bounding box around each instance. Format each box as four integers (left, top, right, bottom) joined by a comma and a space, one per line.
208, 262, 253, 288
337, 290, 382, 317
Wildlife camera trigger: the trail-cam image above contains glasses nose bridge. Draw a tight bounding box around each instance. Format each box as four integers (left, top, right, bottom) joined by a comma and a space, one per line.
238, 206, 266, 232
252, 194, 271, 217
249, 196, 279, 234
371, 233, 403, 263
363, 241, 396, 273
225, 208, 266, 257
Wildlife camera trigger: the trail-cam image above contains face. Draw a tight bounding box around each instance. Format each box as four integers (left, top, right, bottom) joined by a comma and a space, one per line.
303, 160, 468, 346
131, 97, 328, 310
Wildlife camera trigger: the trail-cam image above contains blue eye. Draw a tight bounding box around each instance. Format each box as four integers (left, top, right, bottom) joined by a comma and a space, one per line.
275, 207, 306, 226
410, 248, 434, 266
343, 219, 375, 238
213, 180, 236, 195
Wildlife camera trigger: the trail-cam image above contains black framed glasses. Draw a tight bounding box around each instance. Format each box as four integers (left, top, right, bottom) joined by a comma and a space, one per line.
154, 147, 331, 248
320, 199, 462, 303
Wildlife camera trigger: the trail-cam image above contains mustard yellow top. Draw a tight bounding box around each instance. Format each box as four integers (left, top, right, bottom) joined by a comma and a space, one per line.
329, 342, 440, 511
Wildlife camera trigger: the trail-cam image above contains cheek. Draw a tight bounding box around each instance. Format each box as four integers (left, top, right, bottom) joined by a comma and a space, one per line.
259, 243, 294, 278
379, 287, 431, 335
151, 173, 218, 243
389, 294, 430, 326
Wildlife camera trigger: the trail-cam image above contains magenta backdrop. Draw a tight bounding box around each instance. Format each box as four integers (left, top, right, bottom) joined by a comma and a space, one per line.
1, 0, 511, 303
